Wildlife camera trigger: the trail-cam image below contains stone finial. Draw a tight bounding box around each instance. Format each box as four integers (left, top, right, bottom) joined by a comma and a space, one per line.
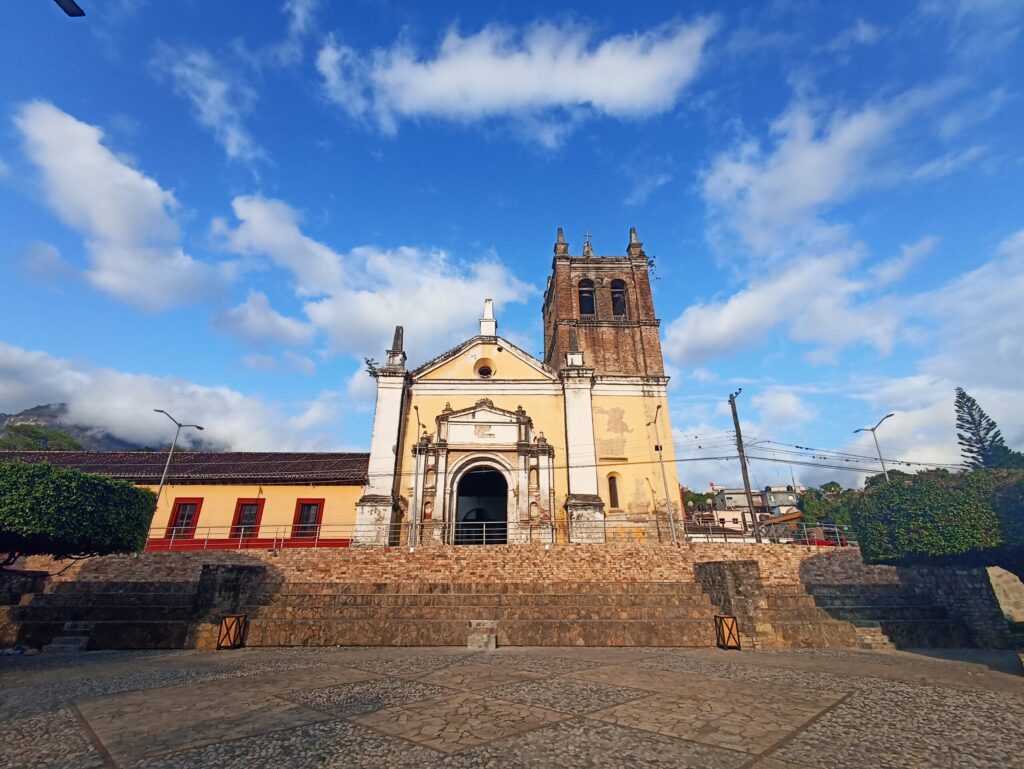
386, 325, 407, 368
479, 298, 497, 336
554, 227, 569, 256
627, 227, 645, 257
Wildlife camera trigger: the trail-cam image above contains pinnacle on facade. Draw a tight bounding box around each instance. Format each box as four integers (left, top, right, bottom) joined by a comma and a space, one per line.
554, 227, 569, 256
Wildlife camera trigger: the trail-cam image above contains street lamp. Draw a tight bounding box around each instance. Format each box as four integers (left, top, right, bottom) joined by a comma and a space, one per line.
153, 409, 204, 506
647, 405, 679, 544
854, 413, 894, 482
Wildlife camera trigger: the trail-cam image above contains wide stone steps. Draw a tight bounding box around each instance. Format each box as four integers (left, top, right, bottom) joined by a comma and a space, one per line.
248, 605, 715, 621
253, 591, 712, 609
12, 605, 194, 622
15, 619, 190, 650
821, 605, 950, 622
258, 581, 708, 595
245, 618, 717, 648
22, 592, 196, 608
806, 583, 973, 648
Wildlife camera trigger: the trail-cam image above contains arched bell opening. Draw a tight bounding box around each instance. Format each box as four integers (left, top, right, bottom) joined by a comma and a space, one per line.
454, 467, 508, 545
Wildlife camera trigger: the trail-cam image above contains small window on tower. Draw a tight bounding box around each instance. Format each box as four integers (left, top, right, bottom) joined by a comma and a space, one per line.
611, 279, 627, 317
578, 279, 595, 316
608, 474, 620, 509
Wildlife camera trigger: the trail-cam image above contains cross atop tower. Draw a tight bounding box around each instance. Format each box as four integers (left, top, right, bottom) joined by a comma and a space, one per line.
582, 231, 594, 257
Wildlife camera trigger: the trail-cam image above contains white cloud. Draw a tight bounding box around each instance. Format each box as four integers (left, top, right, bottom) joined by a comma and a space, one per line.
703, 102, 896, 255
151, 44, 262, 162
663, 247, 900, 365
241, 353, 279, 372
216, 195, 345, 295
216, 290, 315, 346
270, 0, 321, 66
624, 172, 672, 206
0, 342, 346, 450
22, 240, 73, 281
911, 144, 987, 180
217, 195, 535, 360
913, 228, 1024, 391
823, 18, 884, 53
317, 19, 716, 144
751, 387, 817, 433
870, 235, 937, 286
13, 101, 215, 310
283, 351, 316, 375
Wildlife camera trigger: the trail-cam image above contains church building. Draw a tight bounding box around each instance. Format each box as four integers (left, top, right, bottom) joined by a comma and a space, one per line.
2, 230, 681, 548
355, 228, 681, 545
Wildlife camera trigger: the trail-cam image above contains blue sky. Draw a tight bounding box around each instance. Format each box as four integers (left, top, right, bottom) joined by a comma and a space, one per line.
1, 0, 1022, 490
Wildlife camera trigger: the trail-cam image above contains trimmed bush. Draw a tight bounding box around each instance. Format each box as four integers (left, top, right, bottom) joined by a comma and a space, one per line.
0, 461, 156, 562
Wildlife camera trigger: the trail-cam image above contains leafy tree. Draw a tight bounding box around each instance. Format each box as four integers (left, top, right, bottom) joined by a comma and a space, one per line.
799, 482, 859, 526
955, 388, 1013, 469
0, 461, 156, 566
0, 424, 82, 451
851, 469, 1023, 579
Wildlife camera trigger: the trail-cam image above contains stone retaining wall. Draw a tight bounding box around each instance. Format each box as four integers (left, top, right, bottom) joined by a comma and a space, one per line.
20, 543, 872, 586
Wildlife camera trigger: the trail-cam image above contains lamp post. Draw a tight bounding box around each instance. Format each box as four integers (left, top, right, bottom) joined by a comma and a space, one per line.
153, 409, 204, 506
854, 413, 894, 482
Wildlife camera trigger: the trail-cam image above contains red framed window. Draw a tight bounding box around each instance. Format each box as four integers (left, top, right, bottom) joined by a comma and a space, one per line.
292, 498, 325, 539
166, 498, 203, 539
231, 498, 265, 539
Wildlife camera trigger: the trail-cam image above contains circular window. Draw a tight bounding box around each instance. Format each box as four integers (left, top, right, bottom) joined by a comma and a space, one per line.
475, 358, 496, 379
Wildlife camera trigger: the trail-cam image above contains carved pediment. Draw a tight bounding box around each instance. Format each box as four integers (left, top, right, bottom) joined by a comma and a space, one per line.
438, 400, 532, 446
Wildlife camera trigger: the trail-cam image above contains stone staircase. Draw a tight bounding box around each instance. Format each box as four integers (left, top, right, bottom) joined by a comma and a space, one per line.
243, 581, 720, 647
807, 584, 973, 648
9, 581, 196, 650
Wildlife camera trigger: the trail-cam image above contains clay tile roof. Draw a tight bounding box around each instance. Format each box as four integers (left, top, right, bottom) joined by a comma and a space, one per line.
0, 451, 369, 486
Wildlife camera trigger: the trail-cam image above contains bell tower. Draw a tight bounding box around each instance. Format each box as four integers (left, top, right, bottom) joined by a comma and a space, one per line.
542, 228, 665, 377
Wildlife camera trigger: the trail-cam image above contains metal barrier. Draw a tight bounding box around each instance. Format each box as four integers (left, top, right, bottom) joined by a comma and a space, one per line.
146, 518, 857, 550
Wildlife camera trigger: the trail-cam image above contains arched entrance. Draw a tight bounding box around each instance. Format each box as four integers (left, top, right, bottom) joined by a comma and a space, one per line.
454, 467, 508, 545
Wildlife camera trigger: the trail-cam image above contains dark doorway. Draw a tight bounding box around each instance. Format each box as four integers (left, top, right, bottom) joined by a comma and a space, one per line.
455, 467, 508, 545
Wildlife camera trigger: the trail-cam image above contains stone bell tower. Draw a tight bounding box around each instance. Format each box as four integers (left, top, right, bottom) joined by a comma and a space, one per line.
542, 228, 665, 377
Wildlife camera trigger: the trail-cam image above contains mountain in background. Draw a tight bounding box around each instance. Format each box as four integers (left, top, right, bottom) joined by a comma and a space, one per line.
0, 404, 146, 451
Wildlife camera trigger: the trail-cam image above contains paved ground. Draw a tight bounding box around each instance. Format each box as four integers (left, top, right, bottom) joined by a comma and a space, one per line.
2, 646, 1022, 769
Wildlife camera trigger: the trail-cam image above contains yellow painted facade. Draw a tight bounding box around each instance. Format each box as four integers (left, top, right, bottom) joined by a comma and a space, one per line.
147, 483, 362, 541
592, 393, 679, 519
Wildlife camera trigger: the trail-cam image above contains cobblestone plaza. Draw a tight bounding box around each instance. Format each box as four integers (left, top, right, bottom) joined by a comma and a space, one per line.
2, 646, 1022, 769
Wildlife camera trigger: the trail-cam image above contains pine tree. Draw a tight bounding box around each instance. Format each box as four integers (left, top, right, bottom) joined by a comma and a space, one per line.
954, 387, 1009, 469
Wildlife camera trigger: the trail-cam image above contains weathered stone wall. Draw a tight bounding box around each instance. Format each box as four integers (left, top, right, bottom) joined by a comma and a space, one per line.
987, 567, 1024, 624
13, 544, 1013, 649
17, 544, 903, 587
21, 543, 702, 585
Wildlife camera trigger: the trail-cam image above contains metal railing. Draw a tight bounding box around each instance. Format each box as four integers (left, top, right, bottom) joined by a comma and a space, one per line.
146, 519, 858, 550
684, 520, 857, 547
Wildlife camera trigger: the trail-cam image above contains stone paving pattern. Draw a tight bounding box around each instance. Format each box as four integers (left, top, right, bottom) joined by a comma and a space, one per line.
1, 645, 1022, 768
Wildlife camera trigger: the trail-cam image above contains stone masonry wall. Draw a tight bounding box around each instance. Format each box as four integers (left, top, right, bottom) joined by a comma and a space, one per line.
19, 544, 892, 587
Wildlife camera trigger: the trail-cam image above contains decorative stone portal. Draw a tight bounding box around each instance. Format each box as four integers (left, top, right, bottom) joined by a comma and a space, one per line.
455, 467, 508, 545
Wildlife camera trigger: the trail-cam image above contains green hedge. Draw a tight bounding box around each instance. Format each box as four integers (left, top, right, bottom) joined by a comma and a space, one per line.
851, 469, 1023, 577
0, 461, 156, 561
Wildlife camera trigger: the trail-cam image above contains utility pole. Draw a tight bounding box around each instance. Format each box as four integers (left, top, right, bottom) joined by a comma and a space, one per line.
649, 405, 680, 544
728, 389, 762, 543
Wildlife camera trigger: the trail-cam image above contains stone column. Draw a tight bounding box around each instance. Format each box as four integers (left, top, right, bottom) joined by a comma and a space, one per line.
354, 328, 408, 545
561, 363, 605, 543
